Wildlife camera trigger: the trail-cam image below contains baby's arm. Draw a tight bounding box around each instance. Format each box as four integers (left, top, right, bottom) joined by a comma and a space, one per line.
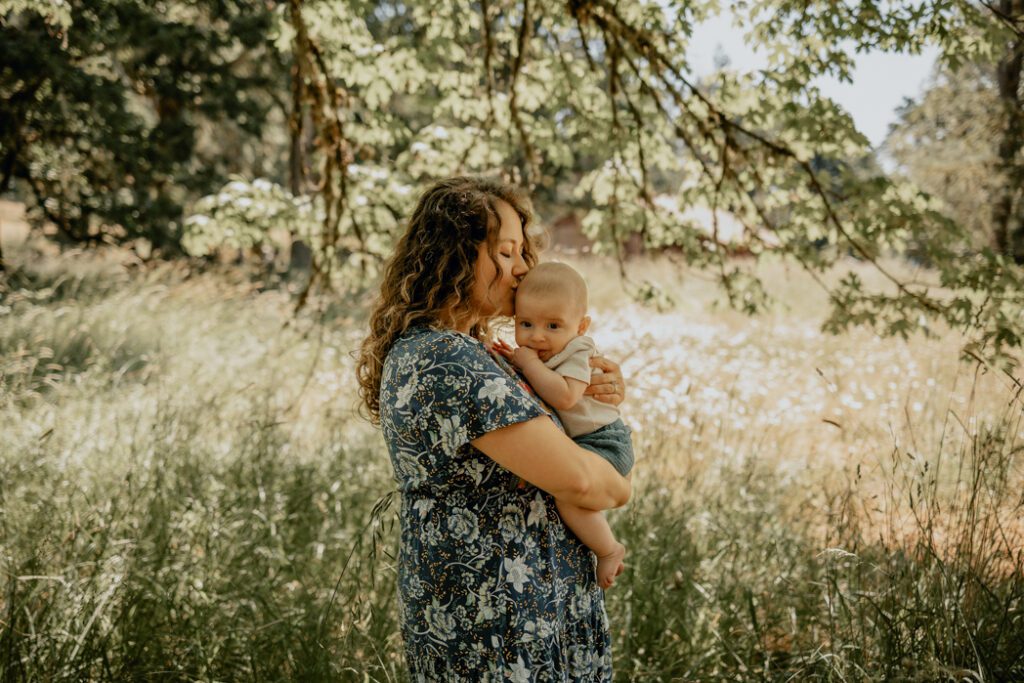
511, 347, 588, 411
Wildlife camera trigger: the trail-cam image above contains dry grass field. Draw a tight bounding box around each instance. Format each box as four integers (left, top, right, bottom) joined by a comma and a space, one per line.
1, 238, 1021, 680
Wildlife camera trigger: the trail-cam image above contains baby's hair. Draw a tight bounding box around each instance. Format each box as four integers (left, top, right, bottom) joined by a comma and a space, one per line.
516, 262, 588, 317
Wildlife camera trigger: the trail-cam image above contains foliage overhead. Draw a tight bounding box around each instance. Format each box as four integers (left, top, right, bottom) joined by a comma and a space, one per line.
3, 0, 1022, 365
0, 0, 286, 249
254, 0, 1021, 365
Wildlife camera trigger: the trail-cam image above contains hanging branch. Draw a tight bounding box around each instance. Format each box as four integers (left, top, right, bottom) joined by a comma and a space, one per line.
288, 47, 307, 197
614, 40, 865, 315
565, 4, 886, 319
457, 0, 500, 173
602, 29, 629, 279
571, 0, 950, 318
480, 0, 498, 127
288, 0, 359, 314
508, 0, 540, 189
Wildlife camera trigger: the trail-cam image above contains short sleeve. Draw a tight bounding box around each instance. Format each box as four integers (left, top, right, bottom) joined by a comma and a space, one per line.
386, 330, 549, 457
546, 336, 595, 385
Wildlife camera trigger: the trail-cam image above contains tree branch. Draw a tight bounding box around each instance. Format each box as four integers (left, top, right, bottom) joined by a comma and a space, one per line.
978, 0, 1024, 38
509, 0, 540, 188
577, 0, 949, 316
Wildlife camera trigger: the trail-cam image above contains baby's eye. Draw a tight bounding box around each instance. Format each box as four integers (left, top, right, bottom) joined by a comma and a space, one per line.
519, 321, 532, 328
547, 323, 560, 330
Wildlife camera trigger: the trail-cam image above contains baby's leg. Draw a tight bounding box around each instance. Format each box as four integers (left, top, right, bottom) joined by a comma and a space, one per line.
556, 500, 626, 589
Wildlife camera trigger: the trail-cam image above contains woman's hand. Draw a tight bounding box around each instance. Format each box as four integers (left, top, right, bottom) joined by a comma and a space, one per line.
585, 356, 626, 406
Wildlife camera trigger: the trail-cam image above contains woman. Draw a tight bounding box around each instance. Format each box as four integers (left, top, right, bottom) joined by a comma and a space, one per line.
357, 176, 631, 680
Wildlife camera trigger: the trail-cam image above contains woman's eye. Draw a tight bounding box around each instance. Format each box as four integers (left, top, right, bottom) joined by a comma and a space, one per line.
500, 252, 513, 258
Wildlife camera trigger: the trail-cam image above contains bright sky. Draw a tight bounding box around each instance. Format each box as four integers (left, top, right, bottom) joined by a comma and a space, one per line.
687, 13, 940, 149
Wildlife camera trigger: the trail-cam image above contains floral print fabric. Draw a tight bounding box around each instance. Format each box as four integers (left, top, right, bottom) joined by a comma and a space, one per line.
380, 326, 612, 681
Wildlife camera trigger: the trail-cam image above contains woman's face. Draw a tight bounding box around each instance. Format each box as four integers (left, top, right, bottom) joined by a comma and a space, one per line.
471, 199, 529, 320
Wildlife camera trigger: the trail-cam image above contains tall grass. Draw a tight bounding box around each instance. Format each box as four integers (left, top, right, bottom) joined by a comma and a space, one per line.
606, 373, 1023, 681
1, 244, 1021, 680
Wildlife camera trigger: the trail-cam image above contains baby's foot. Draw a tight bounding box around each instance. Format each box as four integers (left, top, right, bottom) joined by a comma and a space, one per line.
596, 542, 626, 590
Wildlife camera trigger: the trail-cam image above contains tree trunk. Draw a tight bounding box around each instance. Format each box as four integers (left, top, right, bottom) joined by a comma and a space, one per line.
992, 1, 1024, 262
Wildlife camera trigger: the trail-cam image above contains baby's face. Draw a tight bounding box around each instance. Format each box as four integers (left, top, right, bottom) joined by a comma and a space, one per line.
514, 292, 588, 361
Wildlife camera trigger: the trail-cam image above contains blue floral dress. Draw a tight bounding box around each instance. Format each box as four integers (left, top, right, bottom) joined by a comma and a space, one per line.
379, 326, 613, 681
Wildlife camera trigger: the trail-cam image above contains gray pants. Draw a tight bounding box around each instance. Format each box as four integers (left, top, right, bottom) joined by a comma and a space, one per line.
574, 418, 634, 476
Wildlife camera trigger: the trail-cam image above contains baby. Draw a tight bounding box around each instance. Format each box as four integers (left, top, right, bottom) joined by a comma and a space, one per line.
498, 262, 635, 589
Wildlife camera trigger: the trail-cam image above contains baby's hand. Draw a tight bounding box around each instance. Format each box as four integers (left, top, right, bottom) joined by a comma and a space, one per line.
511, 345, 540, 368
491, 338, 515, 361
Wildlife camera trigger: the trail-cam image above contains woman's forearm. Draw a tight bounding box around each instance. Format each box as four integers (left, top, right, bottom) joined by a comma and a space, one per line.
472, 416, 631, 511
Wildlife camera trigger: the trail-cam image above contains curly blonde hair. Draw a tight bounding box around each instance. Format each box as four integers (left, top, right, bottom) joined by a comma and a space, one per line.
356, 176, 538, 424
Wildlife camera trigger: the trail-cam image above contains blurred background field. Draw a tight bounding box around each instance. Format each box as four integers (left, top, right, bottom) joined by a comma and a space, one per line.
2, 235, 1021, 681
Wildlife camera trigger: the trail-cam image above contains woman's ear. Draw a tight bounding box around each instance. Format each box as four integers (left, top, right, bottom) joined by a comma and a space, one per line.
578, 316, 591, 335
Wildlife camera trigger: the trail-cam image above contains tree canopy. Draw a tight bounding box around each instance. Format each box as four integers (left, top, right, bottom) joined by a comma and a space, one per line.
0, 0, 285, 248
2, 0, 1022, 366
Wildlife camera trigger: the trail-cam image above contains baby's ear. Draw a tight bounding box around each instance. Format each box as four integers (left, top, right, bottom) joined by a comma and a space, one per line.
578, 316, 591, 335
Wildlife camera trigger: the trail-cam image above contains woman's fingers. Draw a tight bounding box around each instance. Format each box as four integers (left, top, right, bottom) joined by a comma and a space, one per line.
588, 355, 621, 374
586, 381, 618, 395
585, 355, 626, 405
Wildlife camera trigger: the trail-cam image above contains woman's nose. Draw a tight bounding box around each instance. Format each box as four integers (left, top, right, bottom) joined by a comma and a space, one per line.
511, 253, 528, 277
